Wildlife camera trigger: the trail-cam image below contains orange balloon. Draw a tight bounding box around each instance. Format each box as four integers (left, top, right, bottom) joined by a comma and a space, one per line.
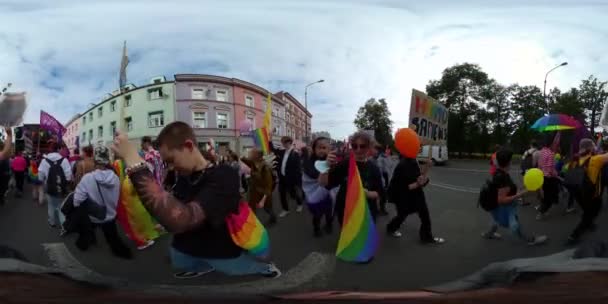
395, 128, 420, 158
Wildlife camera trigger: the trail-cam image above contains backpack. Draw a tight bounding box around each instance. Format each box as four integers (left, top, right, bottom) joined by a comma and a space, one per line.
564, 157, 599, 201
521, 151, 534, 172
478, 179, 498, 211
45, 158, 68, 196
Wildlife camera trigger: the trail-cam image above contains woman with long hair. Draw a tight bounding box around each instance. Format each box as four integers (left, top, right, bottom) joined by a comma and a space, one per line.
302, 137, 333, 237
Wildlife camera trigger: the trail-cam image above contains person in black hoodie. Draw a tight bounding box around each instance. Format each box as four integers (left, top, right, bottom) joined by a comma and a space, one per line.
326, 131, 384, 225
386, 153, 445, 244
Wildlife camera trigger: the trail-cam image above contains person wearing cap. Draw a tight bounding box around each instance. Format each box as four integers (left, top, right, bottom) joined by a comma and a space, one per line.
72, 145, 132, 259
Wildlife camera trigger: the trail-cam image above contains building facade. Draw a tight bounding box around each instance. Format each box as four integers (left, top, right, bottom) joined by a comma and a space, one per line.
78, 76, 175, 148
67, 74, 309, 156
174, 74, 289, 154
63, 114, 81, 152
275, 91, 312, 144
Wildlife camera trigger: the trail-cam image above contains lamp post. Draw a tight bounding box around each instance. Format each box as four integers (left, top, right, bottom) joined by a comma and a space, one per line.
543, 62, 568, 113
304, 79, 324, 144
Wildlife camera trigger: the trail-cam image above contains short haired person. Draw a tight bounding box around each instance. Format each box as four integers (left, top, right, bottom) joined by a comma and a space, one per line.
0, 127, 13, 206
483, 149, 547, 245
536, 136, 559, 220
74, 145, 95, 186
325, 131, 384, 226
112, 122, 280, 279
38, 142, 73, 232
274, 136, 304, 217
568, 138, 608, 244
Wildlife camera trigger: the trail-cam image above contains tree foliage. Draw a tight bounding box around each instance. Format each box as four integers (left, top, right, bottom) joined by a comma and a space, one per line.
421, 63, 607, 155
354, 98, 393, 147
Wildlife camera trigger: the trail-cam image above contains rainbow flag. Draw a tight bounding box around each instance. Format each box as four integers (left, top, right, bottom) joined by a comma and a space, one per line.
28, 161, 39, 182
253, 127, 271, 154
226, 202, 270, 259
113, 160, 162, 247
336, 152, 379, 263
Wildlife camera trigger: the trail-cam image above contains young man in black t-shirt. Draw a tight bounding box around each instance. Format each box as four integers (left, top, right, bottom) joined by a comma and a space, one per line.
112, 122, 281, 279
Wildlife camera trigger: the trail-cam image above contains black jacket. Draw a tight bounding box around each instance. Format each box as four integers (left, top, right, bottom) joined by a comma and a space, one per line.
274, 148, 302, 185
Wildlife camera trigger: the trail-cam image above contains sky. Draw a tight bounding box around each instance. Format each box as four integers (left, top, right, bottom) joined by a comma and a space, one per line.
1, 0, 607, 139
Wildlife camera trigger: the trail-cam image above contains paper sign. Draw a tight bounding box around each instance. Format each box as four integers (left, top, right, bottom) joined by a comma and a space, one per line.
409, 89, 448, 145
0, 92, 27, 127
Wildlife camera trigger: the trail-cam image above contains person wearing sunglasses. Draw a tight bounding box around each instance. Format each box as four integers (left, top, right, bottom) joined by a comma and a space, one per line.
325, 131, 384, 225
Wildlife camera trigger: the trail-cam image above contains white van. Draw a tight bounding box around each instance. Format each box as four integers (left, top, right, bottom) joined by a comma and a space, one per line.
417, 145, 448, 165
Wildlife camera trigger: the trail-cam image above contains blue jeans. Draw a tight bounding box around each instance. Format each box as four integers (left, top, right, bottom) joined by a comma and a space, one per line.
47, 194, 66, 227
170, 247, 273, 275
486, 203, 531, 242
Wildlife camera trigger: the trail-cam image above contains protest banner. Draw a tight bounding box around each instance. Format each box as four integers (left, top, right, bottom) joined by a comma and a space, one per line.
409, 89, 448, 145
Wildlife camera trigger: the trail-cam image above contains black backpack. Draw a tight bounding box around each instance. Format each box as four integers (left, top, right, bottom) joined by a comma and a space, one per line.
478, 179, 498, 211
45, 158, 68, 196
564, 157, 599, 201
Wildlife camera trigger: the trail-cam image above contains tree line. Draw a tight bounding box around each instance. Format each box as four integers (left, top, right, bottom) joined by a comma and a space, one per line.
351, 63, 608, 157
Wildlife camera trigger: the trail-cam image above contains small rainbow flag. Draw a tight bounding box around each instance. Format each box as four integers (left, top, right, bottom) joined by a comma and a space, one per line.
226, 202, 270, 259
113, 160, 162, 247
336, 152, 379, 263
28, 161, 39, 182
253, 127, 271, 154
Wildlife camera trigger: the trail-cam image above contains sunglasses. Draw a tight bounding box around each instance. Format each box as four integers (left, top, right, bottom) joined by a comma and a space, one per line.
351, 143, 368, 150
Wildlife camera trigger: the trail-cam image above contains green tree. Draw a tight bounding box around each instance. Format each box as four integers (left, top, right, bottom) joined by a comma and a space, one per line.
578, 75, 608, 132
550, 88, 585, 120
426, 63, 490, 155
354, 98, 393, 147
481, 80, 513, 146
509, 84, 545, 152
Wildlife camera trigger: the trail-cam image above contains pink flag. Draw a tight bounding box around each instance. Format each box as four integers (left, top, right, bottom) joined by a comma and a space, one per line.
40, 110, 66, 135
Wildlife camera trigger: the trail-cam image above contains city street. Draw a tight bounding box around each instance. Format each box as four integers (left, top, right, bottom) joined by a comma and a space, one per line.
0, 160, 605, 292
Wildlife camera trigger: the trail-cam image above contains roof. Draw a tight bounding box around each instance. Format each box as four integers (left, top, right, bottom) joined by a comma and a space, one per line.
274, 91, 311, 117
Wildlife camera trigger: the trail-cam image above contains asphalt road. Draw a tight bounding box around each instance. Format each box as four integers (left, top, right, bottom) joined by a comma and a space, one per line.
1, 160, 606, 292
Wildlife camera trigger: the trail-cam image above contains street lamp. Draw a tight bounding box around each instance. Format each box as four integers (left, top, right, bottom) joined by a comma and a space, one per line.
543, 62, 568, 112
304, 79, 324, 143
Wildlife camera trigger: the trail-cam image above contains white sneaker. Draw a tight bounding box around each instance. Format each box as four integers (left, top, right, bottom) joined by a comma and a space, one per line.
565, 207, 576, 214
263, 263, 282, 279
137, 240, 155, 250
296, 205, 303, 213
528, 235, 548, 246
389, 231, 403, 238
278, 210, 289, 218
482, 232, 502, 240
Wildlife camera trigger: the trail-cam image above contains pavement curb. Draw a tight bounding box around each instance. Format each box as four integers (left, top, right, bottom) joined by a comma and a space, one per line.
41, 243, 335, 297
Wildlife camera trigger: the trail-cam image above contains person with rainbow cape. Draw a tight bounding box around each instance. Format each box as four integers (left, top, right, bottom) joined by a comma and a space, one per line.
113, 158, 162, 250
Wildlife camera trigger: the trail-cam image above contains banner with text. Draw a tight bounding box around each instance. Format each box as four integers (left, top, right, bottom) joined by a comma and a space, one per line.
409, 89, 448, 145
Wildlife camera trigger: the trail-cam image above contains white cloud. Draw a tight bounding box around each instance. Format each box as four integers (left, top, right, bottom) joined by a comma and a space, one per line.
0, 0, 607, 139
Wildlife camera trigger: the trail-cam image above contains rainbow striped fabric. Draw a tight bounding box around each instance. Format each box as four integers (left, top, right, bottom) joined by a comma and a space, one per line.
253, 127, 271, 155
27, 161, 39, 183
336, 152, 379, 263
113, 160, 162, 247
226, 202, 270, 259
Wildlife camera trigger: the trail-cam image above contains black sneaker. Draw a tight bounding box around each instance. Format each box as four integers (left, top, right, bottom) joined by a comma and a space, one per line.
173, 269, 214, 279
262, 263, 282, 279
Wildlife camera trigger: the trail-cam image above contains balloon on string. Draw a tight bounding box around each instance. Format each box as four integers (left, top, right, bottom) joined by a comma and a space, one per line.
523, 168, 544, 191
394, 128, 420, 158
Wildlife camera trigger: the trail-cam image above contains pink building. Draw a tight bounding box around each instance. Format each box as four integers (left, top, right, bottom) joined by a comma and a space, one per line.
62, 114, 81, 153
174, 74, 291, 154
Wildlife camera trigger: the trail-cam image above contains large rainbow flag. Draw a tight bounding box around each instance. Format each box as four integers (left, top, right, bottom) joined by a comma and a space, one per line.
226, 202, 270, 259
336, 152, 379, 263
113, 160, 162, 247
253, 127, 271, 155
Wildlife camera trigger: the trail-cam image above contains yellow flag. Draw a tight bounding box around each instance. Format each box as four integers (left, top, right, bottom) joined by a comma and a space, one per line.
263, 92, 272, 135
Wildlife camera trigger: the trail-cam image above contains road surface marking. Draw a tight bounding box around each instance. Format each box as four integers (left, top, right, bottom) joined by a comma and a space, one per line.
429, 182, 478, 193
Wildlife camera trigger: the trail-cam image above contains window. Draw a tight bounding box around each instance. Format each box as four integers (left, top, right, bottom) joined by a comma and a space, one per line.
286, 113, 290, 123
89, 112, 93, 122
245, 95, 254, 107
88, 129, 93, 140
148, 111, 164, 128
125, 117, 133, 132
192, 88, 205, 99
82, 132, 86, 142
125, 95, 132, 107
98, 106, 103, 118
110, 121, 116, 135
274, 125, 281, 136
192, 111, 207, 128
83, 116, 86, 125
216, 90, 227, 102
98, 126, 103, 137
149, 88, 163, 100
216, 113, 228, 129
110, 101, 116, 112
